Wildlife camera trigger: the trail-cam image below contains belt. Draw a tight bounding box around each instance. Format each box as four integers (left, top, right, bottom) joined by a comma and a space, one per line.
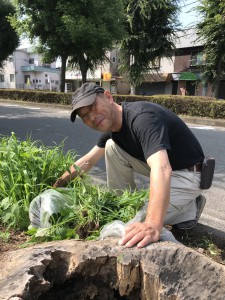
187, 163, 202, 172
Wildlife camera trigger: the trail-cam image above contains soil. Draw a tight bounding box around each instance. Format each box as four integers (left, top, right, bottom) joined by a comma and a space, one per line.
0, 225, 224, 265
0, 226, 30, 254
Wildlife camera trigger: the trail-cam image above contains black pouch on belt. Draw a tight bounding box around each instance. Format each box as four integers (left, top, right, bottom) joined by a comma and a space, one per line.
200, 157, 215, 189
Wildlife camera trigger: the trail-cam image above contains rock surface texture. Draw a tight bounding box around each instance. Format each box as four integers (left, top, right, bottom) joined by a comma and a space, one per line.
0, 238, 225, 300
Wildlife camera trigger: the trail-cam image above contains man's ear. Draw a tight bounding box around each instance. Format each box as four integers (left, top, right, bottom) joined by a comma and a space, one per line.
104, 90, 113, 102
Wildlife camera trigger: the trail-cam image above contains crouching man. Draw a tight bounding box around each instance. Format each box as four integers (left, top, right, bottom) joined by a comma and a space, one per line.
54, 82, 206, 248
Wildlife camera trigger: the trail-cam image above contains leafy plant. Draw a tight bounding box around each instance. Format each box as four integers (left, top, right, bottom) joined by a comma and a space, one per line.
27, 177, 148, 243
0, 133, 149, 244
0, 132, 77, 229
0, 230, 10, 242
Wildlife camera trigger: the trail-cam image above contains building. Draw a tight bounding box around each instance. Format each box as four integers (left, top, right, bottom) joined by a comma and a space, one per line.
171, 28, 209, 97
2, 28, 225, 98
126, 28, 225, 99
0, 47, 60, 91
65, 49, 130, 95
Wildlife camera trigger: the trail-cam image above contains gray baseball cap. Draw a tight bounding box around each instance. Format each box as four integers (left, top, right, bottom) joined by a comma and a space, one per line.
70, 82, 105, 122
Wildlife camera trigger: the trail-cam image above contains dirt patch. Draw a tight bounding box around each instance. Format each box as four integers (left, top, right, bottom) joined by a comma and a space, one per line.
171, 226, 225, 265
0, 226, 30, 254
0, 226, 224, 265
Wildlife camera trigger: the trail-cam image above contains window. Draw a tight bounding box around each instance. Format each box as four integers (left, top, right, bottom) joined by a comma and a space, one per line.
43, 63, 51, 68
148, 58, 160, 69
51, 80, 54, 83
45, 74, 48, 77
29, 58, 34, 64
55, 80, 59, 85
0, 75, 4, 82
45, 79, 48, 84
10, 74, 15, 82
190, 50, 206, 66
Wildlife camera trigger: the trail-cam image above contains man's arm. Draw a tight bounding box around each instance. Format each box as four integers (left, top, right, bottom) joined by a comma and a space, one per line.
53, 146, 105, 187
119, 149, 172, 248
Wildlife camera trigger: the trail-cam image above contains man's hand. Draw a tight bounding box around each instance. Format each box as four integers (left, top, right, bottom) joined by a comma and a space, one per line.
118, 221, 161, 248
53, 178, 64, 188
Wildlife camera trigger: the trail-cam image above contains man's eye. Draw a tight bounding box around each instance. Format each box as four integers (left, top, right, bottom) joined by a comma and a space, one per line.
89, 103, 95, 110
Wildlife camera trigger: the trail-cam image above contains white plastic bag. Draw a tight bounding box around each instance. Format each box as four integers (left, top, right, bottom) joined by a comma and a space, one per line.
29, 189, 181, 245
99, 200, 181, 245
29, 189, 73, 228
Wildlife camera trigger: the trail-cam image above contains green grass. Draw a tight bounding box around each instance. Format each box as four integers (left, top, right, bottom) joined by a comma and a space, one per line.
0, 132, 77, 229
0, 133, 149, 244
26, 177, 148, 243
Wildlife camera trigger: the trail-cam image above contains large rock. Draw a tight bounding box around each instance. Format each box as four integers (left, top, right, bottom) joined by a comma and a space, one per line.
0, 238, 225, 299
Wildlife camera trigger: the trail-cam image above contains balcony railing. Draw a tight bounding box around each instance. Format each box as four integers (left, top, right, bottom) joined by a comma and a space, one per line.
21, 65, 60, 73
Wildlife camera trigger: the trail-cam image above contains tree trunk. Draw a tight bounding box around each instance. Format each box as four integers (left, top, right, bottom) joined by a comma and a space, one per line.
81, 68, 87, 84
130, 85, 136, 95
78, 54, 89, 84
212, 57, 222, 99
60, 55, 68, 92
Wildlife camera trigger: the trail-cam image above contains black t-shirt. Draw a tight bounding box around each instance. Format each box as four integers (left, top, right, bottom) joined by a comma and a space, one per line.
97, 101, 204, 171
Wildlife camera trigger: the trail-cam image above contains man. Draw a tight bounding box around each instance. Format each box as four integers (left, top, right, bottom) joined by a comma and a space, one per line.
54, 82, 206, 248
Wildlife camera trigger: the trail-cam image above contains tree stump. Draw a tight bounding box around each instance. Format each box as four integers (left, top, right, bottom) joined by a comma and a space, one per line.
0, 238, 224, 299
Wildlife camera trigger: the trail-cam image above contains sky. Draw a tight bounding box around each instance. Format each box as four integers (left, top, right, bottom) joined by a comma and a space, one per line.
179, 0, 201, 28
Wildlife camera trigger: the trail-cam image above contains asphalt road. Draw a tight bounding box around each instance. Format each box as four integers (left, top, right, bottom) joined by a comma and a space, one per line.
0, 101, 225, 236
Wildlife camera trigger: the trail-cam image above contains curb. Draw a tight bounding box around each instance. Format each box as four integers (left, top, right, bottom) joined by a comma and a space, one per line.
179, 115, 225, 128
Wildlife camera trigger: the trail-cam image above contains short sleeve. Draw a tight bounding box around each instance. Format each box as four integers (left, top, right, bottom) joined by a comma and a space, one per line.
132, 112, 171, 160
97, 132, 111, 148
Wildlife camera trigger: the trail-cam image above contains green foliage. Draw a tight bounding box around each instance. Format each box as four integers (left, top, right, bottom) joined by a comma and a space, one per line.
1, 89, 225, 119
114, 94, 225, 119
0, 230, 10, 242
197, 0, 225, 98
0, 132, 148, 244
119, 0, 180, 87
0, 133, 77, 228
0, 89, 71, 105
11, 0, 126, 89
0, 0, 19, 68
61, 0, 126, 83
27, 178, 148, 243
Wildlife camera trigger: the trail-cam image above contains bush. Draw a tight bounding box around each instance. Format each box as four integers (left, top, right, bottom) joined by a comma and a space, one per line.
0, 89, 71, 105
0, 88, 225, 119
114, 94, 225, 119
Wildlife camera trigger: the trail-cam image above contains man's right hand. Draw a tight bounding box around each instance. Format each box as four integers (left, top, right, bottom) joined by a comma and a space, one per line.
53, 178, 65, 188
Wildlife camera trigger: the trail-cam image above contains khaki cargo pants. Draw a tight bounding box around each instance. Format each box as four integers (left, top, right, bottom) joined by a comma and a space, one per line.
105, 139, 202, 225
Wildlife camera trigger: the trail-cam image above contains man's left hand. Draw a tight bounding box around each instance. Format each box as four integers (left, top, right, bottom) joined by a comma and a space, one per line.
118, 221, 161, 248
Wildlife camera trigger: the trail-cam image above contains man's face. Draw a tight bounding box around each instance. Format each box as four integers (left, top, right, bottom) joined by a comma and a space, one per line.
77, 92, 115, 132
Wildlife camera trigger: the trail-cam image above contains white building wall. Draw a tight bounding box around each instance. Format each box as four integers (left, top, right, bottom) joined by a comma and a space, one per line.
159, 56, 175, 73
15, 49, 29, 88
0, 58, 15, 89
0, 48, 60, 91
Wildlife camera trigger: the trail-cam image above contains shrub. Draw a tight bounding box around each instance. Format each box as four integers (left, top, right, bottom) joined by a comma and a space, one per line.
0, 88, 225, 119
0, 89, 71, 105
